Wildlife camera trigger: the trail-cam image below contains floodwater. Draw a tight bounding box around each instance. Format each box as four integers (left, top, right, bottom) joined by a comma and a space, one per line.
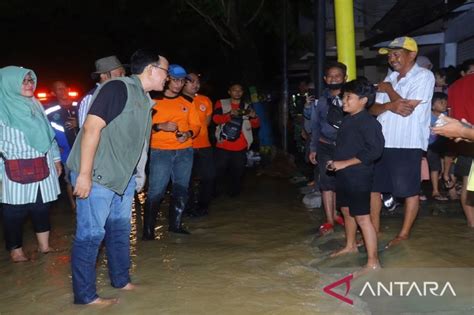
0, 174, 473, 314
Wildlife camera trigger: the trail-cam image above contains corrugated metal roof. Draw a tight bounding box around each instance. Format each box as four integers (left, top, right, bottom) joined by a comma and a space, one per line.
361, 0, 467, 47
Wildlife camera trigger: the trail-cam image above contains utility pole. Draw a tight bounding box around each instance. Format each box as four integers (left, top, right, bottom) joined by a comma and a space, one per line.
282, 0, 288, 152
314, 0, 326, 96
334, 0, 357, 80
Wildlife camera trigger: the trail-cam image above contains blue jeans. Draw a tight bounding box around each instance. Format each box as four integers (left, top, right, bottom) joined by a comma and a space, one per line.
70, 172, 136, 304
148, 148, 194, 206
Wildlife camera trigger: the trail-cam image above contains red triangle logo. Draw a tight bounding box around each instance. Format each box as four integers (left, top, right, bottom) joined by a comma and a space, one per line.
323, 274, 354, 305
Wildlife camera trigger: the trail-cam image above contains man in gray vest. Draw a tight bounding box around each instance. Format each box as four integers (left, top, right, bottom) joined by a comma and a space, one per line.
67, 49, 169, 305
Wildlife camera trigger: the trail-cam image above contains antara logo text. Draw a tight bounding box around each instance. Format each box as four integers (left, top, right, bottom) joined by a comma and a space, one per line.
323, 274, 457, 305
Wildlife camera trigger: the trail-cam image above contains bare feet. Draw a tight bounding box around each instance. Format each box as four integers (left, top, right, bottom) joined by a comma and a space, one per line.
353, 263, 381, 279
384, 235, 408, 249
330, 246, 358, 258
10, 249, 29, 263
87, 297, 119, 306
120, 283, 137, 291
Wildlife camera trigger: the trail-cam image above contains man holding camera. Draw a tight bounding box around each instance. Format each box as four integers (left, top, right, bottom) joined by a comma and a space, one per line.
213, 83, 260, 197
142, 64, 201, 239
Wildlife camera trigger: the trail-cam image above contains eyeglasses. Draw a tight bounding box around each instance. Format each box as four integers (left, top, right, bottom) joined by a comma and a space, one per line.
22, 78, 35, 85
151, 64, 168, 74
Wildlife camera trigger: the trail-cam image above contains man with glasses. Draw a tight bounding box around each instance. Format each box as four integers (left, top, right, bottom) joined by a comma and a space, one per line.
142, 64, 201, 239
67, 49, 169, 305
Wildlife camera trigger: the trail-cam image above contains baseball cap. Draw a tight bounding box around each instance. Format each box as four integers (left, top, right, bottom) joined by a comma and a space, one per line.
168, 64, 187, 79
378, 36, 418, 54
416, 55, 433, 70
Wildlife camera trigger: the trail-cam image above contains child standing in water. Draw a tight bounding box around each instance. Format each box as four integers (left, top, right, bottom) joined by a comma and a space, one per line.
327, 79, 384, 272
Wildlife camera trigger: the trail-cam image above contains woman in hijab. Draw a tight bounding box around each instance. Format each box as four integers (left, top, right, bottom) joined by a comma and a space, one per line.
0, 66, 62, 262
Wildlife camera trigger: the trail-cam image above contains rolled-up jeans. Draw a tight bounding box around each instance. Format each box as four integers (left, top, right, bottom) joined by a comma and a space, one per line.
70, 171, 136, 304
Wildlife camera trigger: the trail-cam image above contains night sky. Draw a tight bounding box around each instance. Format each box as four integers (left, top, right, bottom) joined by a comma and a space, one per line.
0, 0, 291, 98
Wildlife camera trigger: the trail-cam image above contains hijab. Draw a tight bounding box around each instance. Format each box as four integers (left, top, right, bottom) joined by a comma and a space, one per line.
0, 66, 55, 154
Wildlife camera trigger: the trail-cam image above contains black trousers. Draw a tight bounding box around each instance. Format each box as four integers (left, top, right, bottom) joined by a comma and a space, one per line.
1, 191, 51, 251
214, 148, 247, 197
189, 147, 216, 209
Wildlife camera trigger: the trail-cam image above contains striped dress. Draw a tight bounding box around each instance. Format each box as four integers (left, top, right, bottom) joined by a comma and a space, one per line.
0, 120, 61, 205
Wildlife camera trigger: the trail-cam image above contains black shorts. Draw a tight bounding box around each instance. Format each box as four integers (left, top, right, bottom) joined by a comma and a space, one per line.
372, 148, 422, 198
317, 142, 336, 191
336, 170, 372, 216
454, 155, 472, 177
426, 148, 442, 172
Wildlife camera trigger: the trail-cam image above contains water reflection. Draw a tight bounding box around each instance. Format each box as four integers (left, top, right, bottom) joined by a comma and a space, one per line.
0, 176, 472, 314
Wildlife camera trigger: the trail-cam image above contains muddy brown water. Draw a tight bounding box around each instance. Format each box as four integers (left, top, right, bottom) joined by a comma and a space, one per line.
0, 175, 472, 314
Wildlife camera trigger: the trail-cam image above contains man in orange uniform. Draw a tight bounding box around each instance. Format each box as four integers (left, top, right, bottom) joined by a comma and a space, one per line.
142, 65, 201, 238
213, 83, 260, 197
182, 72, 215, 217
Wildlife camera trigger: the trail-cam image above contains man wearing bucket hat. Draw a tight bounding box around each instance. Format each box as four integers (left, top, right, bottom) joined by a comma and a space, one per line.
77, 55, 126, 128
369, 36, 435, 249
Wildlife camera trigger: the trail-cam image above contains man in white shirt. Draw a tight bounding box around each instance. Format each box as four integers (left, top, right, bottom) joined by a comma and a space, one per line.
369, 36, 435, 248
78, 56, 126, 128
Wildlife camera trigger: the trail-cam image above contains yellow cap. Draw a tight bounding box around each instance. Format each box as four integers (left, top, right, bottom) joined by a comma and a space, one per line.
378, 36, 418, 54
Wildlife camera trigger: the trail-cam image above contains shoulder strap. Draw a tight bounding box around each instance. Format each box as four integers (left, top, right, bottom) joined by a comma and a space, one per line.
220, 98, 232, 113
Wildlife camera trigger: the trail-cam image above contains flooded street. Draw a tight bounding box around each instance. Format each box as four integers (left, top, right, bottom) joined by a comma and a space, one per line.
0, 173, 473, 314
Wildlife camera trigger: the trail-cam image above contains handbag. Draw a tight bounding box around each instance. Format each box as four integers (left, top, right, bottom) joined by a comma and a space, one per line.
220, 117, 243, 141
3, 156, 50, 184
219, 101, 246, 142
326, 96, 344, 129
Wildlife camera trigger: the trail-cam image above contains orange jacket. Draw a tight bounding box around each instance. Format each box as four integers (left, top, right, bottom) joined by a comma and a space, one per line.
192, 94, 213, 148
150, 95, 201, 150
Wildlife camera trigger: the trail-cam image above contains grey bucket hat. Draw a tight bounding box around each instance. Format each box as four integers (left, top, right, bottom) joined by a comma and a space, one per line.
92, 55, 124, 74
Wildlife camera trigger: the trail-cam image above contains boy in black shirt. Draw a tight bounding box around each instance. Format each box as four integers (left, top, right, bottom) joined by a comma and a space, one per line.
326, 79, 384, 273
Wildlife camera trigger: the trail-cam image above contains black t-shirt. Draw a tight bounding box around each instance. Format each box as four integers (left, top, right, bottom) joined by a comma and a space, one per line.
88, 81, 128, 125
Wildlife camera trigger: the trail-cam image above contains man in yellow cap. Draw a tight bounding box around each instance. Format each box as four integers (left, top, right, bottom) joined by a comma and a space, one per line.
369, 36, 435, 248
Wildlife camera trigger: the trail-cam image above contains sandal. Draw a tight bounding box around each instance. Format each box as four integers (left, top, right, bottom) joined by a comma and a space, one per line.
441, 177, 455, 190
318, 222, 334, 236
334, 215, 345, 227
432, 194, 448, 201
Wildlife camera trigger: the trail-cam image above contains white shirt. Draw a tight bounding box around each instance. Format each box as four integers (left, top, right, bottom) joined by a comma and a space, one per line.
375, 63, 435, 150
78, 83, 100, 128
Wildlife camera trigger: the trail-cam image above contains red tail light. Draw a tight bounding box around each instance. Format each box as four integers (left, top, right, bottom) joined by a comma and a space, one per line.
68, 91, 79, 98
36, 92, 48, 101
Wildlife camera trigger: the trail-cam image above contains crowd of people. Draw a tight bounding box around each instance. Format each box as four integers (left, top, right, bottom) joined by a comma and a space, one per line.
0, 49, 261, 305
295, 36, 474, 273
1, 36, 473, 305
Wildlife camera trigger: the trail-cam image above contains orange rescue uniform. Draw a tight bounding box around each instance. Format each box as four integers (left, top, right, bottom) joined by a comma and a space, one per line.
192, 94, 213, 149
150, 95, 201, 150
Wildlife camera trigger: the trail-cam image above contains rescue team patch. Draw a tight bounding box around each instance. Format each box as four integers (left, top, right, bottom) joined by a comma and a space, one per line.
182, 106, 188, 112
199, 104, 207, 112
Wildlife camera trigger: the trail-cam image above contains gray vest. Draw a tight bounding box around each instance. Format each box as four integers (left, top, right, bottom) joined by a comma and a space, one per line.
67, 75, 154, 194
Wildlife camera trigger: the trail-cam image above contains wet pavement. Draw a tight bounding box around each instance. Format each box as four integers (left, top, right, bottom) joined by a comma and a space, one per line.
0, 173, 473, 314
